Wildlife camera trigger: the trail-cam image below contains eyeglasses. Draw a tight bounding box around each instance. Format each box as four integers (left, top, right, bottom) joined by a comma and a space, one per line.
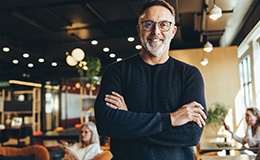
141, 20, 174, 32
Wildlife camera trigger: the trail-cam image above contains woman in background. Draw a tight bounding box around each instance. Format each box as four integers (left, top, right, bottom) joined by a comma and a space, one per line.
61, 122, 102, 160
225, 107, 260, 147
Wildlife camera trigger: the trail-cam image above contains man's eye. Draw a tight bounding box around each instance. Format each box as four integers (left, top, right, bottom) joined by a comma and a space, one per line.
145, 22, 153, 27
161, 22, 169, 27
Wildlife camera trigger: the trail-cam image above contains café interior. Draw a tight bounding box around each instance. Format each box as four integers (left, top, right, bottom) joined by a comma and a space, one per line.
0, 0, 259, 159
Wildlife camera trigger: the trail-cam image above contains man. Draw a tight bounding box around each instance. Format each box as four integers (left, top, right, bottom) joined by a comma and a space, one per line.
94, 0, 207, 159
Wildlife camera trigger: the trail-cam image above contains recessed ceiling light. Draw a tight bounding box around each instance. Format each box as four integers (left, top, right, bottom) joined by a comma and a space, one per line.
3, 47, 10, 52
109, 53, 116, 58
117, 58, 122, 62
12, 59, 19, 64
38, 58, 44, 63
135, 45, 142, 50
103, 47, 110, 52
28, 63, 34, 68
46, 81, 51, 85
23, 53, 29, 58
91, 40, 98, 45
127, 37, 135, 42
51, 62, 58, 66
22, 73, 30, 78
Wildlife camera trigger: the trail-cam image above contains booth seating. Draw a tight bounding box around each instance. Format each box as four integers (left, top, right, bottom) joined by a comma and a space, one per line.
0, 145, 50, 160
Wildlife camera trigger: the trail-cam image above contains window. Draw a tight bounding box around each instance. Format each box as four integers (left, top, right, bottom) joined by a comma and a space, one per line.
239, 54, 253, 108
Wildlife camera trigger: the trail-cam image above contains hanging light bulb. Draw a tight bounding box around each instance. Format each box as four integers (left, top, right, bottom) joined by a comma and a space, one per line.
71, 48, 85, 61
203, 41, 213, 52
200, 57, 209, 66
66, 55, 78, 66
209, 4, 222, 20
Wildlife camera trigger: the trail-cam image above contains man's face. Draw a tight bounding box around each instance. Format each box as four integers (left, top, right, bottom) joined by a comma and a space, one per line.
137, 6, 177, 57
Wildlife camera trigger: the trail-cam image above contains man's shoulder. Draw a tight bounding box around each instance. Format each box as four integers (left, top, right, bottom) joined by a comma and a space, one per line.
169, 57, 196, 68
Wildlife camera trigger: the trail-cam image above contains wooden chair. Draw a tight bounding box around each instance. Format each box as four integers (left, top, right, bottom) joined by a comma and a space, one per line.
194, 144, 218, 160
0, 129, 10, 146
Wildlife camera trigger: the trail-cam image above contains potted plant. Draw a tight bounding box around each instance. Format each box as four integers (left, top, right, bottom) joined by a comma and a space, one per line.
206, 102, 228, 132
76, 55, 101, 88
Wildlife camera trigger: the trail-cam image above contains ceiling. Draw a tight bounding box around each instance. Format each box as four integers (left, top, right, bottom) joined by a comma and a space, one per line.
0, 0, 259, 85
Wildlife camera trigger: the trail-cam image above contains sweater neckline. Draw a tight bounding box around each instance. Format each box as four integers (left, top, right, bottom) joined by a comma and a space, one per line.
136, 53, 172, 67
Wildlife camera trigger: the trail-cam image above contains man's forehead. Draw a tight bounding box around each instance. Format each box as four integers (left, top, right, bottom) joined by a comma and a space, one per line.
139, 6, 174, 21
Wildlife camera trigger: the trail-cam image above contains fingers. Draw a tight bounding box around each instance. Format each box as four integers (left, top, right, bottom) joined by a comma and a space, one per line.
188, 101, 207, 119
105, 91, 128, 111
180, 101, 207, 127
106, 102, 118, 109
192, 112, 205, 128
105, 95, 120, 105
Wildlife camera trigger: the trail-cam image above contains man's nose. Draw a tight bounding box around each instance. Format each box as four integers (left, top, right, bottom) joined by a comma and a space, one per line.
151, 23, 161, 35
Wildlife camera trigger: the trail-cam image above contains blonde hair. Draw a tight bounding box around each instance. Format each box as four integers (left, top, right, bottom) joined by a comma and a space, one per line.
81, 122, 100, 145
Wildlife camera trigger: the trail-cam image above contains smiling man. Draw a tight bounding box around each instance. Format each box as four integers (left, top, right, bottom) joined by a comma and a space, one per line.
94, 0, 207, 159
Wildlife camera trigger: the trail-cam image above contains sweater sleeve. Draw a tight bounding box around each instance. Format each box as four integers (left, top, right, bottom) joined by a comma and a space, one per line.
137, 66, 206, 147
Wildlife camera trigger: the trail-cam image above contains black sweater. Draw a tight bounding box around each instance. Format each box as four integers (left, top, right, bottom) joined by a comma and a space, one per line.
94, 54, 206, 160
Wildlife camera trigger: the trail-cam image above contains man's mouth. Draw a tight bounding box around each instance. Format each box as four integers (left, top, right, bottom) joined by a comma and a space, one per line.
148, 37, 163, 44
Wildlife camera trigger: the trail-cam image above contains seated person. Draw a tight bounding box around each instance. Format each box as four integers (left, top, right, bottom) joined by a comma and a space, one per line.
61, 122, 102, 160
225, 108, 260, 147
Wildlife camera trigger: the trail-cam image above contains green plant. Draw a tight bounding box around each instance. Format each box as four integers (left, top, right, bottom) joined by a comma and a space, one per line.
206, 102, 228, 131
76, 55, 101, 87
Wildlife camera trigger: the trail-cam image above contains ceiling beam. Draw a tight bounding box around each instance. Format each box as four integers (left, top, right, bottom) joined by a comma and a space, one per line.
12, 11, 51, 33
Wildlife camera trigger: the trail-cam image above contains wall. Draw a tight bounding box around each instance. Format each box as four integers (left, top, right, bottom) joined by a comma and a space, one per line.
169, 46, 240, 141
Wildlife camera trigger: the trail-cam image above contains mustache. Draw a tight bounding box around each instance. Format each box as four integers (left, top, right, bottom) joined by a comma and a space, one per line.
147, 35, 164, 40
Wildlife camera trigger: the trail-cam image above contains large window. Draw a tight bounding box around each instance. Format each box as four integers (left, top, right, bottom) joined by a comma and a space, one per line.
239, 54, 253, 108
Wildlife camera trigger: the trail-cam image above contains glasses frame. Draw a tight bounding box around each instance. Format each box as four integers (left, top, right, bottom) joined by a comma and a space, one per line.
140, 20, 174, 32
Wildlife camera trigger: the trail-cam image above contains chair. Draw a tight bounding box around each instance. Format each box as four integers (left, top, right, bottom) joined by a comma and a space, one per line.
93, 151, 113, 160
0, 129, 10, 146
256, 147, 260, 160
194, 144, 217, 160
9, 125, 32, 147
0, 145, 50, 160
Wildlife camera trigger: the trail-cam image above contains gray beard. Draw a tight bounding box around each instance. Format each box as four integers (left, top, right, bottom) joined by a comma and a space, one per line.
140, 35, 171, 57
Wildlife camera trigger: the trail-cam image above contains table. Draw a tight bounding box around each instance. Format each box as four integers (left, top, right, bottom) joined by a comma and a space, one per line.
0, 124, 33, 146
200, 142, 243, 155
201, 154, 255, 160
32, 127, 80, 144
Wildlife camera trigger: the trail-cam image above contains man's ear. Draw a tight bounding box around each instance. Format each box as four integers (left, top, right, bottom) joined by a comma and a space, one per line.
171, 26, 177, 39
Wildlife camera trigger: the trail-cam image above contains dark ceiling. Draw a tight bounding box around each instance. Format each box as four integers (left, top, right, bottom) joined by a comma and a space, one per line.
0, 0, 259, 85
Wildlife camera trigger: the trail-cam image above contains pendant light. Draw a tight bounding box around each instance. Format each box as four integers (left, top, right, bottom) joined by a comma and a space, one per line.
203, 41, 213, 52
209, 0, 222, 20
200, 57, 209, 66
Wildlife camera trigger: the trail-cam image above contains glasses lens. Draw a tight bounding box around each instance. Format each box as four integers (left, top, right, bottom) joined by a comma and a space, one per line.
142, 21, 154, 31
159, 21, 171, 31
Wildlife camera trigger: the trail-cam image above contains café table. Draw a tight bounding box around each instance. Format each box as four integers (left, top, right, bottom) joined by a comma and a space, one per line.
32, 127, 80, 145
201, 154, 256, 160
200, 142, 244, 155
0, 124, 33, 146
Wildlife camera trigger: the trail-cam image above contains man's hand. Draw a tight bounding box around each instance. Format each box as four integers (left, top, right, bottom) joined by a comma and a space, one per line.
170, 101, 207, 127
105, 91, 128, 111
